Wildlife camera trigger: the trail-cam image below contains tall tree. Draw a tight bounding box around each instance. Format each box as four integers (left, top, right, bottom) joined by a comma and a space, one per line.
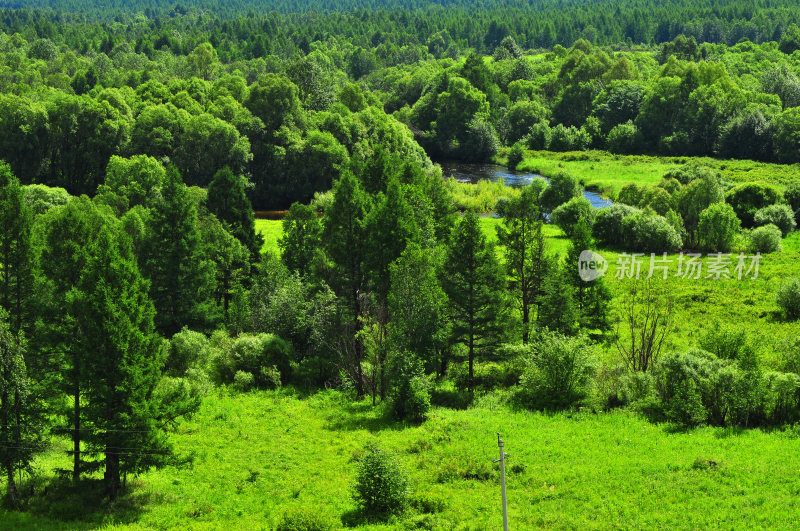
497, 184, 549, 343
0, 164, 34, 335
35, 196, 113, 482
279, 202, 322, 279
206, 166, 263, 259
0, 313, 40, 505
143, 166, 216, 336
565, 219, 612, 333
441, 211, 506, 391
322, 172, 370, 396
75, 226, 178, 500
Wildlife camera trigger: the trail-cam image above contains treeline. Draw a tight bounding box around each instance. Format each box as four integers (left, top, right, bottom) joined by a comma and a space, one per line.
3, 0, 800, 53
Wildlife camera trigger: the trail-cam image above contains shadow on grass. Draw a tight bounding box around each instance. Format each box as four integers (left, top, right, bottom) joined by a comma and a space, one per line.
323, 400, 411, 433
3, 476, 148, 529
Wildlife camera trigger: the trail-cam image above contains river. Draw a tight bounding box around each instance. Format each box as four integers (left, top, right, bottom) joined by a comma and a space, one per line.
439, 162, 613, 209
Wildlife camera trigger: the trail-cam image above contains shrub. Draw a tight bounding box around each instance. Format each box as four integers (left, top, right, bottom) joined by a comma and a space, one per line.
749, 224, 783, 253
353, 443, 409, 517
506, 142, 524, 170
551, 196, 596, 238
778, 337, 800, 374
548, 123, 589, 151
777, 278, 800, 321
785, 182, 800, 223
276, 506, 336, 531
166, 328, 211, 376
655, 349, 716, 427
697, 202, 741, 252
616, 183, 643, 207
212, 333, 293, 387
526, 121, 551, 150
539, 171, 581, 213
516, 332, 596, 411
753, 204, 796, 236
640, 187, 675, 216
593, 203, 639, 247
698, 321, 753, 362
391, 354, 431, 422
233, 370, 255, 392
762, 371, 800, 425
621, 210, 683, 252
605, 120, 642, 154
725, 182, 783, 228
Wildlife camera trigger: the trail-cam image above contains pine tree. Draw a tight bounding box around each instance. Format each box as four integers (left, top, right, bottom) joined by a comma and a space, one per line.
35, 196, 113, 482
76, 226, 178, 501
206, 166, 263, 259
0, 164, 34, 335
144, 166, 217, 336
538, 263, 579, 336
278, 202, 321, 279
441, 211, 506, 391
322, 172, 371, 396
565, 219, 612, 333
497, 184, 549, 343
0, 313, 41, 505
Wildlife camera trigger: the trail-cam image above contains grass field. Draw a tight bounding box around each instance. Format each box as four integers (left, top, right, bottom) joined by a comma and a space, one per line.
259, 216, 800, 360
511, 150, 800, 197
256, 219, 283, 255
6, 389, 800, 529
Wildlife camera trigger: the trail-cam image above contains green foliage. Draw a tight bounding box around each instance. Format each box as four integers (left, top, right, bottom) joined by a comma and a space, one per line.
539, 171, 581, 213
517, 332, 596, 411
353, 443, 409, 517
551, 196, 596, 238
622, 210, 683, 252
697, 202, 741, 252
506, 142, 524, 170
725, 182, 784, 228
276, 506, 336, 531
390, 355, 432, 422
776, 278, 800, 321
206, 167, 263, 257
593, 203, 639, 247
753, 204, 797, 236
279, 202, 322, 278
749, 224, 783, 253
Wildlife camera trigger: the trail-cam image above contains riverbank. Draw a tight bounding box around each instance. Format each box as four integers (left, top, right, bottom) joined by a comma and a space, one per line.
499, 149, 800, 197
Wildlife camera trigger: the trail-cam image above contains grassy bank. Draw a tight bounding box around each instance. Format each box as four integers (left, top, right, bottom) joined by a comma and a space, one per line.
510, 150, 800, 197
5, 389, 800, 529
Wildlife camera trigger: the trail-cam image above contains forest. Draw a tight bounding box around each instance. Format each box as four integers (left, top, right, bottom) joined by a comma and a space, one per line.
0, 0, 799, 528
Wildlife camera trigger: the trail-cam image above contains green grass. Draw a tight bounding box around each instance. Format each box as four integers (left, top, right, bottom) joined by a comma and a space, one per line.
6, 389, 800, 529
512, 150, 800, 197
255, 219, 282, 255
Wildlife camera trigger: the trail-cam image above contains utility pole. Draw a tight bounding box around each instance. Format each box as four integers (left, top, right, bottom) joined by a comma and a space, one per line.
493, 432, 509, 531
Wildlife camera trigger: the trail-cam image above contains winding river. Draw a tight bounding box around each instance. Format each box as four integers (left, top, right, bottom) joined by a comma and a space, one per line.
439, 162, 613, 209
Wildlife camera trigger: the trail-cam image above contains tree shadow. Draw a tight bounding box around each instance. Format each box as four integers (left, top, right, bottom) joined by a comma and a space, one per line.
323, 400, 410, 433
7, 476, 148, 529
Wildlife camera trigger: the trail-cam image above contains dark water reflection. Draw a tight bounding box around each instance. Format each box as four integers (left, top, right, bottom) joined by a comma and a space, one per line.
439, 161, 613, 209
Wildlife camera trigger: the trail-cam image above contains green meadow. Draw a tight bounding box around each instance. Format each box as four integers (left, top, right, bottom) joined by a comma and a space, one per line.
512, 150, 800, 197
6, 389, 800, 529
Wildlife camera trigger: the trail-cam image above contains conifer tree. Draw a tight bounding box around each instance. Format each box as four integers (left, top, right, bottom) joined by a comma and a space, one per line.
441, 211, 506, 391
206, 166, 263, 259
565, 219, 612, 332
144, 166, 216, 336
0, 164, 34, 335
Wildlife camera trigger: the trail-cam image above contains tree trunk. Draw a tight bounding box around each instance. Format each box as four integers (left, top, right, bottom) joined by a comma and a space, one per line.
6, 469, 19, 506
521, 301, 530, 344
468, 334, 474, 393
72, 379, 80, 483
105, 448, 120, 501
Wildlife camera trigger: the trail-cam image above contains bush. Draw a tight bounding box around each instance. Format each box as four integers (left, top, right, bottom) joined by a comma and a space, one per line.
749, 224, 783, 253
526, 121, 551, 150
697, 202, 741, 252
605, 120, 642, 154
548, 123, 589, 151
353, 443, 409, 517
725, 182, 783, 228
621, 210, 683, 252
753, 204, 796, 236
777, 278, 800, 321
233, 370, 255, 392
276, 506, 336, 531
593, 203, 639, 247
391, 354, 431, 422
516, 332, 596, 411
212, 332, 293, 387
551, 196, 596, 238
762, 371, 800, 425
785, 182, 800, 224
506, 142, 524, 170
166, 328, 211, 376
539, 171, 581, 213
